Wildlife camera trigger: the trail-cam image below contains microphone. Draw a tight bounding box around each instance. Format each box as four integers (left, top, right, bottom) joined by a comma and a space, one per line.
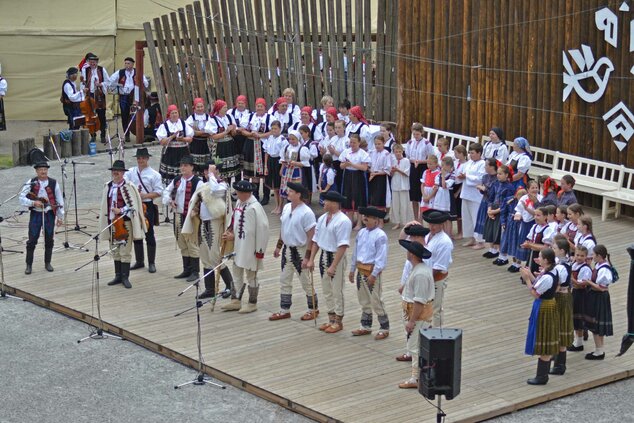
222, 252, 236, 260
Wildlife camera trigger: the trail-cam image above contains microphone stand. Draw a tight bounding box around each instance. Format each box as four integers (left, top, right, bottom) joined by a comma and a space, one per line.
75, 214, 126, 343
173, 258, 231, 390
68, 160, 95, 238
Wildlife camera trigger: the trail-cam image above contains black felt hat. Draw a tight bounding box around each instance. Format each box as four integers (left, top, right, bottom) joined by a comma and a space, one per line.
422, 209, 450, 224
133, 147, 152, 157
33, 162, 50, 169
322, 190, 346, 203
359, 206, 387, 219
286, 181, 307, 195
109, 160, 127, 171
180, 155, 195, 166
404, 224, 430, 237
233, 179, 255, 192
399, 239, 432, 260
86, 53, 99, 61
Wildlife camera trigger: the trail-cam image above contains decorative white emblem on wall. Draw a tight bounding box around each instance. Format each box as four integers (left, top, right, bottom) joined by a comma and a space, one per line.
603, 103, 634, 151
562, 45, 614, 102
595, 7, 619, 47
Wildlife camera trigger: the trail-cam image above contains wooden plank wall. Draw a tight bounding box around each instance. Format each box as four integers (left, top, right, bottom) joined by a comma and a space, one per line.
396, 0, 634, 168
144, 0, 399, 122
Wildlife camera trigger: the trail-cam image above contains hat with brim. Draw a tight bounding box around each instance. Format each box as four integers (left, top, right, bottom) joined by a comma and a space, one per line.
133, 147, 152, 157
322, 190, 346, 204
180, 155, 195, 166
87, 54, 99, 61
422, 209, 450, 224
359, 206, 387, 219
399, 239, 432, 260
109, 160, 128, 171
149, 92, 159, 100
33, 162, 50, 169
286, 181, 307, 196
233, 179, 255, 193
404, 224, 430, 237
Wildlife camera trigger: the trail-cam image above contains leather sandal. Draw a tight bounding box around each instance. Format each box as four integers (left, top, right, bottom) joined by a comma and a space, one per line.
300, 310, 319, 321
269, 312, 291, 321
374, 330, 389, 340
395, 354, 412, 362
351, 328, 372, 336
398, 378, 418, 389
324, 323, 343, 333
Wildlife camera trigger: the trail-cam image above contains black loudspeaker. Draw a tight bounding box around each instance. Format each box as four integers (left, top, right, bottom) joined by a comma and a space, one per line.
418, 328, 462, 400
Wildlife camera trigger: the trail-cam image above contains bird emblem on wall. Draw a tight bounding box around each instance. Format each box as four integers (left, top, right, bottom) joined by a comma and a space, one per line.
562, 44, 614, 103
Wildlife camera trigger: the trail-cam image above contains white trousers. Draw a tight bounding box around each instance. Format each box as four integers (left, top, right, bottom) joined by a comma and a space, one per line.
461, 199, 482, 241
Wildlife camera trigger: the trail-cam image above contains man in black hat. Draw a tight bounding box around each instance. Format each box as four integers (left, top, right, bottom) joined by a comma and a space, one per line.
124, 148, 163, 273
349, 207, 390, 340
306, 190, 352, 333
61, 67, 84, 130
221, 180, 269, 313
269, 182, 318, 321
421, 209, 454, 327
81, 53, 110, 143
99, 160, 147, 289
397, 240, 434, 389
19, 160, 64, 274
109, 57, 149, 142
162, 155, 202, 282
144, 92, 163, 141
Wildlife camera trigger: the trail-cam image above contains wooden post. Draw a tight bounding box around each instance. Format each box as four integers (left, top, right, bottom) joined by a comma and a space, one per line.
135, 40, 147, 144
42, 136, 55, 163
60, 134, 71, 158
80, 129, 90, 155
71, 130, 82, 156
12, 141, 21, 166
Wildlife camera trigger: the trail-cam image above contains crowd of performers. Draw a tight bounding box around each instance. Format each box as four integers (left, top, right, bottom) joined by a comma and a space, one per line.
24, 79, 622, 388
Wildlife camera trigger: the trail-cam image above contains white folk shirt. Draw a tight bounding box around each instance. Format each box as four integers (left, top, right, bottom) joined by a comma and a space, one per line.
241, 112, 271, 133
205, 114, 236, 135
281, 143, 311, 167
280, 202, 317, 247
345, 122, 370, 140
108, 69, 149, 95
327, 135, 349, 160
391, 157, 410, 191
405, 138, 434, 162
572, 262, 592, 282
290, 121, 315, 133
574, 232, 597, 257
107, 181, 130, 220
594, 263, 614, 288
185, 113, 211, 132
63, 80, 84, 103
313, 211, 352, 253
199, 176, 227, 221
533, 272, 555, 295
162, 175, 195, 214
424, 231, 453, 272
402, 262, 435, 305
314, 121, 328, 142
19, 178, 65, 218
124, 166, 163, 203
483, 141, 509, 162
370, 150, 392, 173
339, 148, 370, 171
459, 159, 486, 202
506, 151, 532, 175
554, 258, 570, 288
268, 104, 301, 122
229, 107, 250, 125
156, 119, 195, 141
81, 66, 109, 95
515, 193, 543, 222
264, 135, 287, 158
351, 227, 388, 277
0, 77, 7, 96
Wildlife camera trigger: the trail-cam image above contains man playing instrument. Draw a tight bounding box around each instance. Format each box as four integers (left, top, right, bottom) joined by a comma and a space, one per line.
124, 147, 163, 274
81, 53, 109, 143
99, 160, 147, 289
162, 155, 202, 282
61, 67, 84, 130
109, 57, 149, 142
269, 182, 319, 322
19, 159, 64, 275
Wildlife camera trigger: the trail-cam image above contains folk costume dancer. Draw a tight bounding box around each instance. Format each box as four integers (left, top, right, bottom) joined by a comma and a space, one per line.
349, 207, 390, 340
270, 97, 295, 135
100, 160, 147, 289
206, 100, 241, 181
157, 105, 194, 184
163, 156, 202, 282
61, 67, 84, 130
279, 130, 310, 200
19, 160, 64, 274
182, 163, 234, 299
109, 57, 149, 142
228, 94, 250, 159
81, 53, 109, 143
143, 92, 163, 140
307, 191, 352, 333
185, 98, 212, 174
398, 240, 435, 389
421, 210, 454, 327
124, 147, 163, 273
263, 120, 287, 214
483, 127, 509, 162
239, 98, 272, 204
269, 182, 319, 321
268, 88, 301, 123
221, 180, 270, 313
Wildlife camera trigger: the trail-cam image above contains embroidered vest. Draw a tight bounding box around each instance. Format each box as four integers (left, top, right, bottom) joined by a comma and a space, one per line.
30, 178, 57, 208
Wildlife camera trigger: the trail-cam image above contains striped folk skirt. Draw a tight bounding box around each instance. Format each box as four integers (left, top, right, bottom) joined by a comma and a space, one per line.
572, 287, 587, 331
555, 291, 574, 347
585, 290, 613, 337
189, 136, 211, 173
210, 136, 241, 179
160, 145, 190, 184
525, 298, 559, 356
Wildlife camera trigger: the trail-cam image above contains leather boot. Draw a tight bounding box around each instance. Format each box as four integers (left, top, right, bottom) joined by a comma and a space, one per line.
44, 245, 54, 271
174, 256, 191, 279
549, 351, 567, 375
120, 262, 132, 289
527, 358, 550, 385
320, 312, 336, 331
219, 266, 233, 298
260, 184, 270, 205
147, 244, 157, 273
239, 286, 259, 313
186, 257, 200, 282
198, 269, 216, 299
130, 241, 145, 270
107, 261, 122, 285
25, 248, 35, 275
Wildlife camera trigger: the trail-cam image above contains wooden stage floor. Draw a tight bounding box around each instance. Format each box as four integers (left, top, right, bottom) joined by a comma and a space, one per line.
2, 204, 633, 422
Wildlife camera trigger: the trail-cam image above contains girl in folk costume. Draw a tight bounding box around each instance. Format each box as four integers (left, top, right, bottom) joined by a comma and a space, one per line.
184, 98, 212, 174
390, 143, 413, 230
557, 174, 578, 206
229, 94, 250, 159
379, 122, 396, 153
568, 245, 592, 352
483, 127, 509, 162
270, 97, 295, 135
434, 137, 454, 161
483, 164, 514, 259
472, 158, 498, 250
574, 215, 597, 262
506, 136, 533, 190
582, 244, 614, 360
451, 145, 468, 239
368, 135, 392, 212
509, 179, 541, 273
521, 248, 560, 385
263, 120, 287, 214
157, 105, 194, 184
520, 207, 556, 276
299, 124, 319, 203
268, 87, 302, 122
550, 236, 574, 375
206, 99, 241, 181
318, 153, 337, 207
431, 156, 456, 235
240, 98, 272, 203
293, 107, 320, 181
345, 106, 371, 147
555, 205, 570, 233
564, 203, 584, 251
495, 188, 526, 267
420, 154, 441, 212
328, 120, 350, 191
340, 133, 370, 230
315, 107, 339, 144
279, 130, 310, 200
312, 95, 335, 123
406, 123, 435, 221
317, 121, 336, 161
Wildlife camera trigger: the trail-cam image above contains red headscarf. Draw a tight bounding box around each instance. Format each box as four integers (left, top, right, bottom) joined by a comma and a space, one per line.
167, 104, 178, 116
193, 97, 205, 108
326, 107, 339, 121
255, 97, 267, 107
349, 106, 368, 125
235, 94, 247, 105
211, 100, 227, 116
301, 106, 315, 123
273, 97, 288, 113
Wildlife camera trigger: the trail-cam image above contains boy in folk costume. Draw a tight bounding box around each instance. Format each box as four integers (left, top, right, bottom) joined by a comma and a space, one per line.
181, 163, 234, 299
221, 180, 270, 313
349, 207, 390, 340
99, 160, 147, 289
269, 182, 319, 321
19, 159, 64, 275
162, 156, 202, 282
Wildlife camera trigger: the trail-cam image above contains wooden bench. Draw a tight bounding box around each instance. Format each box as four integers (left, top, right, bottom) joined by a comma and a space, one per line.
478, 136, 557, 178
426, 127, 479, 151
602, 167, 634, 221
551, 152, 625, 198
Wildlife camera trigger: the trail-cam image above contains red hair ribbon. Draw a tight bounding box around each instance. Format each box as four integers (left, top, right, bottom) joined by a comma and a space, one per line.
543, 177, 559, 196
